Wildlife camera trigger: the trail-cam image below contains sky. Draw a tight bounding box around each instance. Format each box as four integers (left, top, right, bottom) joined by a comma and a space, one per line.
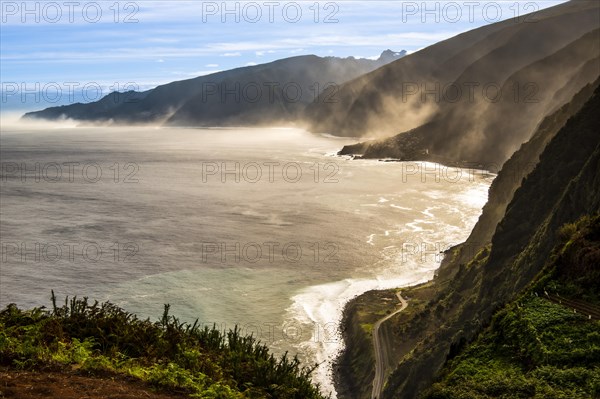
1, 0, 566, 112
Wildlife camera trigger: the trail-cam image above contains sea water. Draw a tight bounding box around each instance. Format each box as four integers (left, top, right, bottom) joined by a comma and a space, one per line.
0, 126, 491, 397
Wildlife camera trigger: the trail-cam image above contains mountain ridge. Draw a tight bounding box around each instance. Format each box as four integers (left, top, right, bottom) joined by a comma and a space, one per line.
22, 51, 405, 126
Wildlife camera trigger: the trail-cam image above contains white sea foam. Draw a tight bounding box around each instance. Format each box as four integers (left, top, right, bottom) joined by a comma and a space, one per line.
367, 234, 376, 245
422, 206, 436, 218
390, 204, 412, 211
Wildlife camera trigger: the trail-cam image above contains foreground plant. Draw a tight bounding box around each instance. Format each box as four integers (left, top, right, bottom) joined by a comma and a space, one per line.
0, 293, 328, 399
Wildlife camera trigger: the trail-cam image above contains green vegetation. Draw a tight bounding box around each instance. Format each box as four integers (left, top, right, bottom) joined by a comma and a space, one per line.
360, 323, 374, 335
424, 215, 600, 399
0, 294, 328, 399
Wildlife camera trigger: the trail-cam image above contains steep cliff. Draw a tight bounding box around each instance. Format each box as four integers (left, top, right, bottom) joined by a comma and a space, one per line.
337, 78, 600, 399
437, 78, 600, 281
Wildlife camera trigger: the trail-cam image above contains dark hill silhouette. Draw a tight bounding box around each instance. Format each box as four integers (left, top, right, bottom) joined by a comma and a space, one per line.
23, 51, 405, 126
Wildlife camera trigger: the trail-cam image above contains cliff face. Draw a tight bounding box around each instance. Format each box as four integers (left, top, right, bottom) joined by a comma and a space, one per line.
380, 81, 600, 399
324, 1, 600, 165
437, 78, 600, 281
335, 294, 376, 399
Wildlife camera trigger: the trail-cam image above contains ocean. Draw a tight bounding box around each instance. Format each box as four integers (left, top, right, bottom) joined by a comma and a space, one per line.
0, 126, 491, 397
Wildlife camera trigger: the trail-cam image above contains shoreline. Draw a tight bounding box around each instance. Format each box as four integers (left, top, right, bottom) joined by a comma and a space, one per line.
317, 160, 490, 398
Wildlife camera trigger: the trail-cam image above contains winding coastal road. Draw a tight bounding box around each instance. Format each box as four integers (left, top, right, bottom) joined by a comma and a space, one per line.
372, 292, 408, 399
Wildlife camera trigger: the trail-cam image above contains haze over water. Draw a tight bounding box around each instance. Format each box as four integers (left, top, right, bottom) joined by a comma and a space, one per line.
0, 126, 491, 396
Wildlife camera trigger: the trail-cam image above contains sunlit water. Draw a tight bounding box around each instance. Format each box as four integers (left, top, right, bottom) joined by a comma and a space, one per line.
0, 126, 492, 397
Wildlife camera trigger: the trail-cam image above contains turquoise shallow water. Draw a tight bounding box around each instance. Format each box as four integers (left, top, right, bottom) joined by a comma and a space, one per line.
0, 126, 491, 396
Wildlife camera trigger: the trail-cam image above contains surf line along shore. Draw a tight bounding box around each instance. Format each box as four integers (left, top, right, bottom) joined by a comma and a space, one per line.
372, 292, 408, 399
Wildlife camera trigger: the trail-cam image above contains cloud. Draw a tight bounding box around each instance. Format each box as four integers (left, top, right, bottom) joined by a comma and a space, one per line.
256, 50, 276, 56
145, 38, 180, 44
245, 62, 257, 66
1, 30, 455, 65
2, 0, 568, 91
